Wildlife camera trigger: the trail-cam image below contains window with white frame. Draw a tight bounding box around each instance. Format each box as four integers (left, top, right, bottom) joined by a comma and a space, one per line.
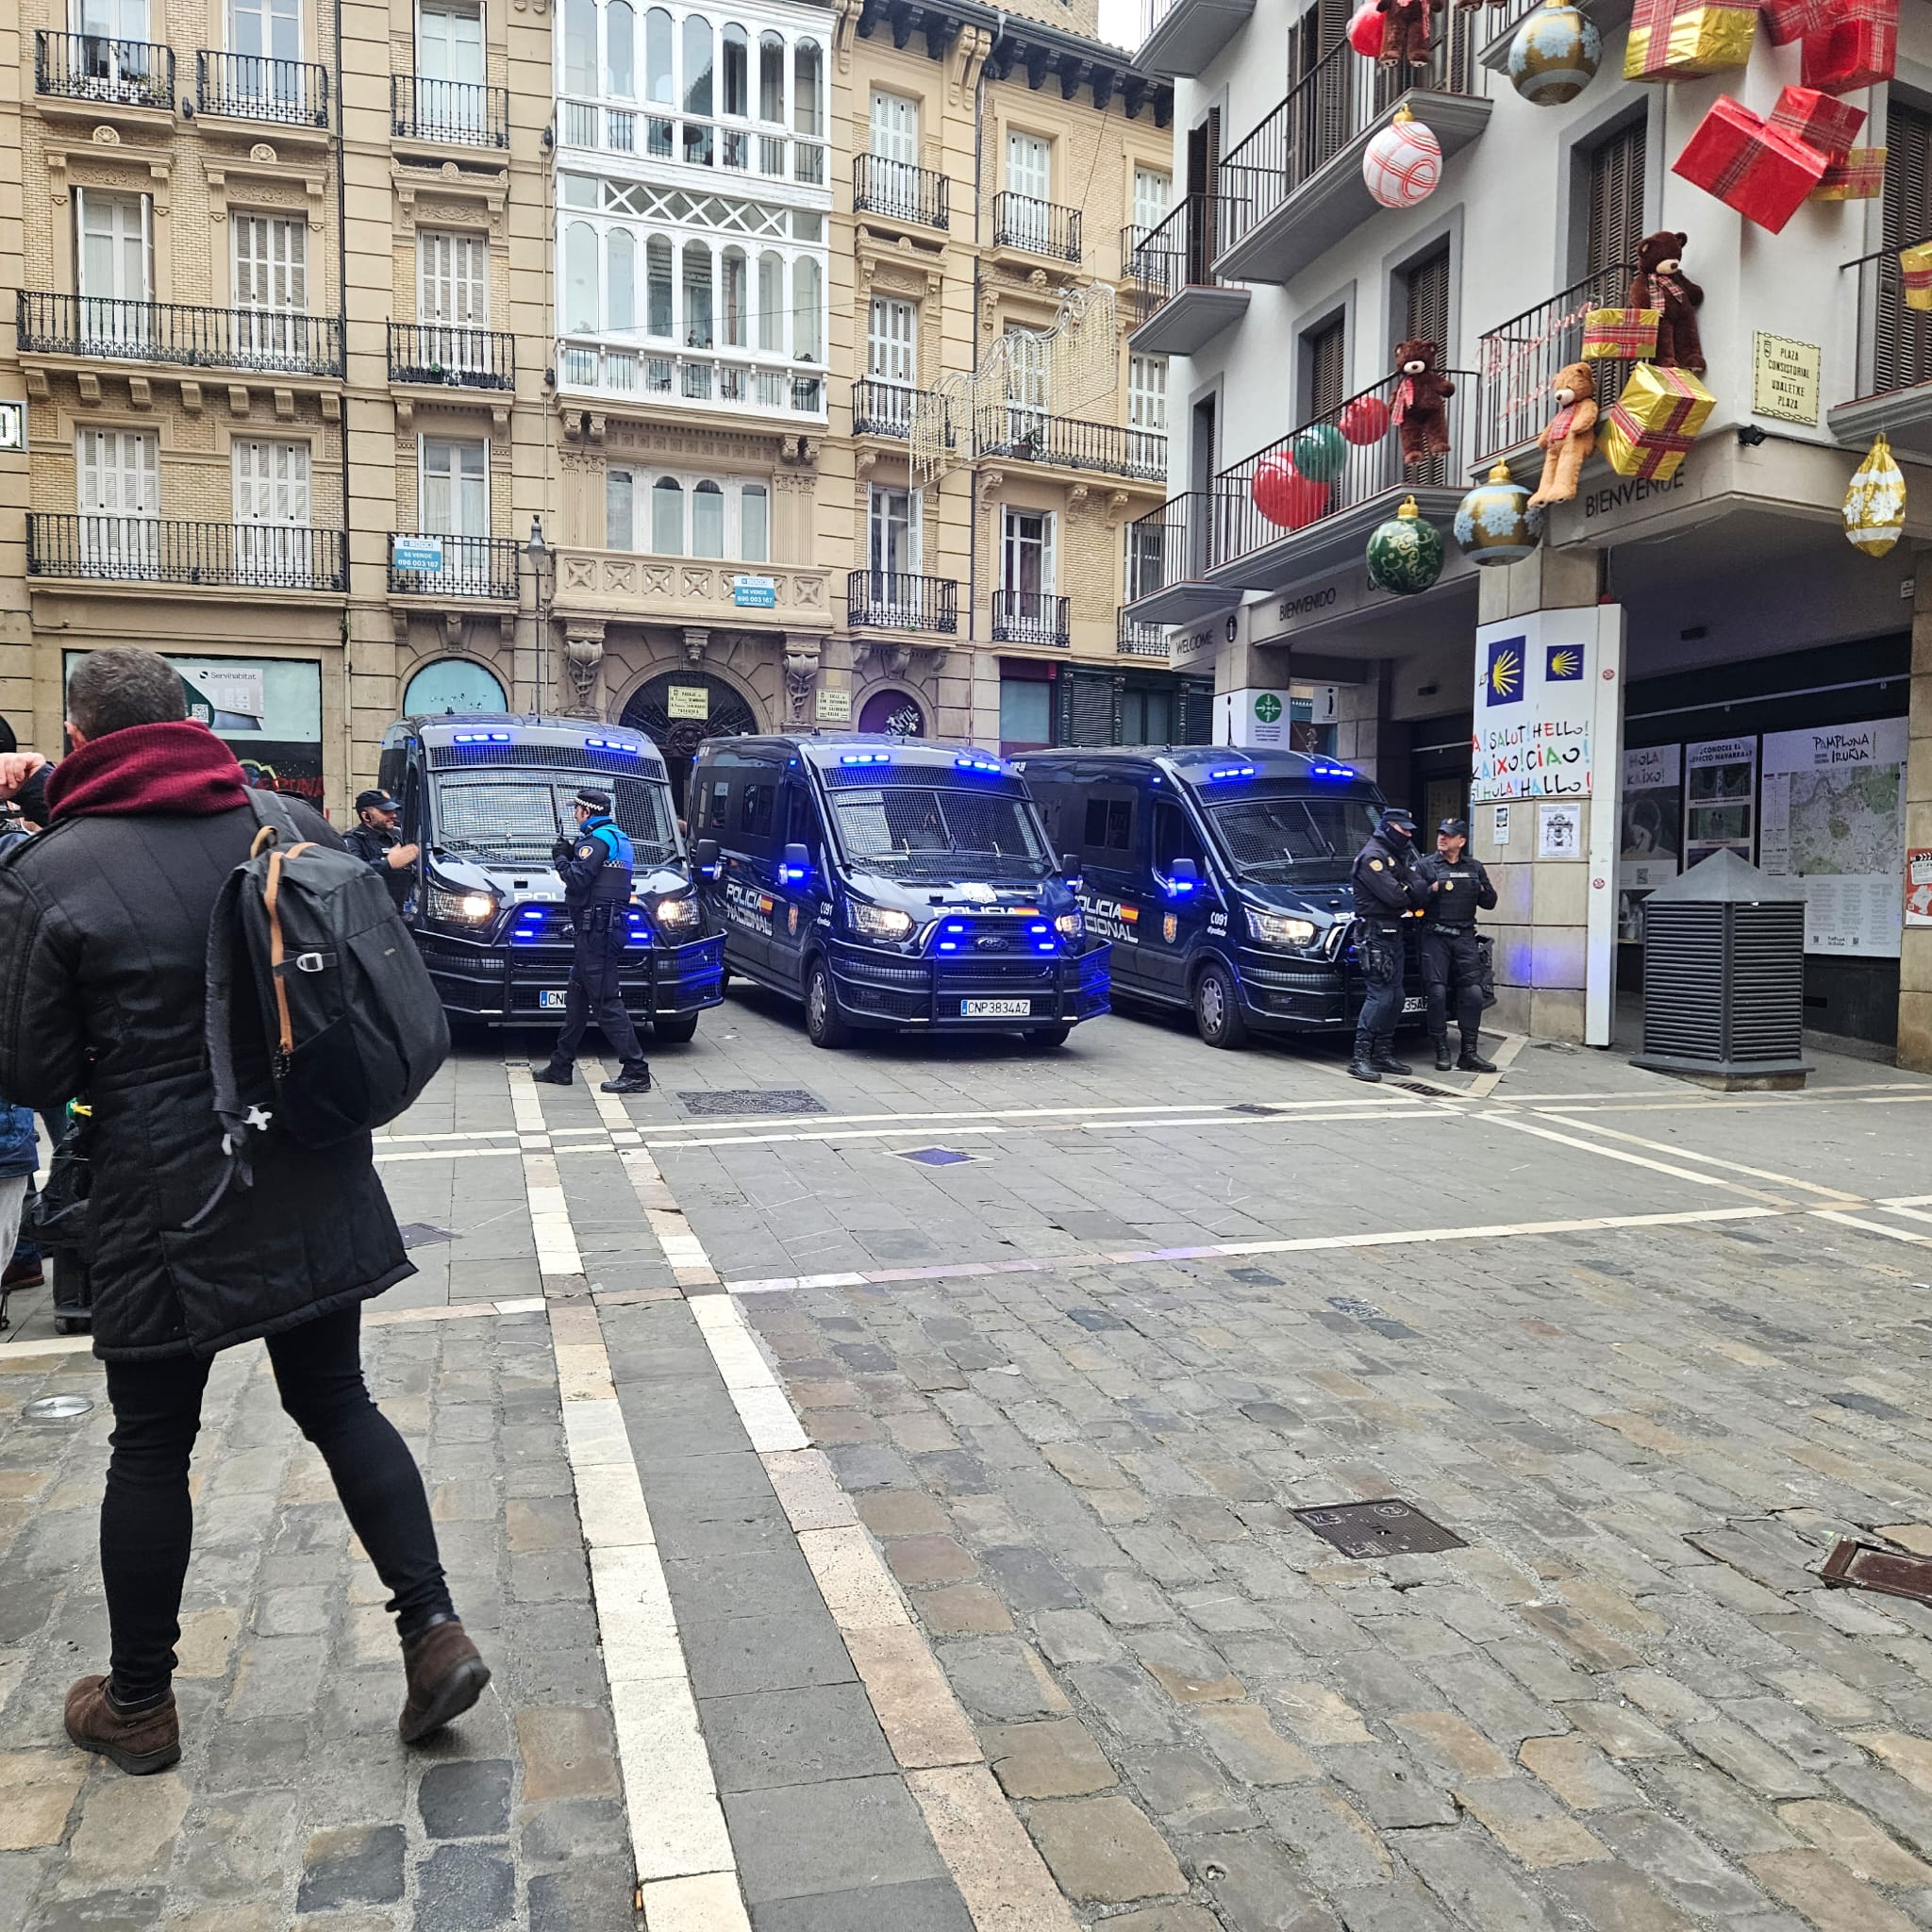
867, 483, 920, 578
232, 436, 311, 577
867, 296, 915, 386
1128, 353, 1167, 472
608, 466, 768, 560
1004, 130, 1051, 249
1001, 507, 1054, 598
77, 189, 151, 349
1132, 166, 1171, 239
77, 0, 156, 92
228, 0, 302, 112
420, 436, 488, 539
233, 212, 308, 364
75, 425, 158, 573
417, 0, 483, 136
418, 227, 489, 368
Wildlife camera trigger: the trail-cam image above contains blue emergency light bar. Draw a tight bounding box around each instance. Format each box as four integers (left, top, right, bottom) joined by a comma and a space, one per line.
1308, 761, 1357, 780
841, 751, 891, 765
584, 736, 642, 754
453, 730, 513, 743
1206, 764, 1257, 781
954, 755, 1002, 774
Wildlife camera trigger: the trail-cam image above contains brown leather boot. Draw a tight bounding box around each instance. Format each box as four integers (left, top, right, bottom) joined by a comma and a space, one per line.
65, 1675, 180, 1775
399, 1617, 491, 1744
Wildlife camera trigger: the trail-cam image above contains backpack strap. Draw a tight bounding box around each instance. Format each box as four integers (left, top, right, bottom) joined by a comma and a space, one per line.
261, 841, 316, 1071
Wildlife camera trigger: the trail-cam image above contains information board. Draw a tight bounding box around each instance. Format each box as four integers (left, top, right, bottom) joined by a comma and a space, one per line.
1684, 737, 1757, 870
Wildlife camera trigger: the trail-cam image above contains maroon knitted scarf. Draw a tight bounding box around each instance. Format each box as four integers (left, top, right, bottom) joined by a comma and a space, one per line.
46, 721, 252, 821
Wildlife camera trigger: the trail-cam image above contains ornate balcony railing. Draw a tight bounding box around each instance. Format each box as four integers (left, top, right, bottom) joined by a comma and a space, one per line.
991, 588, 1070, 647
851, 377, 953, 442
1123, 193, 1241, 328
18, 291, 344, 376
28, 515, 345, 591
1840, 236, 1932, 406
388, 533, 520, 600
558, 340, 825, 417
847, 570, 958, 634
391, 74, 508, 149
387, 322, 515, 391
976, 407, 1166, 482
34, 31, 175, 110
1117, 609, 1169, 657
854, 154, 949, 228
555, 95, 826, 185
1474, 264, 1634, 459
991, 192, 1082, 264
1125, 491, 1208, 600
194, 51, 329, 126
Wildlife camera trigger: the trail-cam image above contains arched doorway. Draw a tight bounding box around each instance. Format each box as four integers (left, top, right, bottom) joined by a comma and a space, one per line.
858, 689, 925, 737
621, 670, 759, 811
404, 658, 508, 717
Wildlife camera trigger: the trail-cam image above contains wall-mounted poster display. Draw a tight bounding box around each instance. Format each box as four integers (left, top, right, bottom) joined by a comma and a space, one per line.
1759, 719, 1907, 958
1684, 737, 1757, 871
1619, 744, 1681, 940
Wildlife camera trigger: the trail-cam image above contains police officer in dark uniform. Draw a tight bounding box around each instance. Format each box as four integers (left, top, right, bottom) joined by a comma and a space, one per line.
533, 787, 652, 1094
1348, 806, 1429, 1083
342, 789, 418, 911
1413, 816, 1499, 1074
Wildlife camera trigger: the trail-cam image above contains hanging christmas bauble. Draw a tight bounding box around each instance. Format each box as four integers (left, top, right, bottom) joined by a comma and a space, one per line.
1340, 394, 1392, 445
1252, 454, 1329, 531
1507, 0, 1603, 104
1366, 495, 1445, 595
1291, 424, 1348, 484
1363, 105, 1442, 210
1454, 459, 1544, 566
1844, 432, 1905, 557
1347, 0, 1386, 57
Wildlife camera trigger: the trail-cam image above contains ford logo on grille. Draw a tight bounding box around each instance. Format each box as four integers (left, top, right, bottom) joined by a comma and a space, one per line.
974, 935, 1009, 952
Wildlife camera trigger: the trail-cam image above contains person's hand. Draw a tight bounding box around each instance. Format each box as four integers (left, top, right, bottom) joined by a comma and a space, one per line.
0, 752, 47, 802
387, 842, 420, 869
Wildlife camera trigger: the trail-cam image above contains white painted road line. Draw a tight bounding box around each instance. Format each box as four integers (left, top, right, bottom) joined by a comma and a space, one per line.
1527, 1109, 1865, 1201
1476, 1110, 1793, 1203
508, 1068, 584, 1278
1810, 1208, 1932, 1248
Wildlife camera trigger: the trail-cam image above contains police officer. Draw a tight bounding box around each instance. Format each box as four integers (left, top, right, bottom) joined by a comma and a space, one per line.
1413, 816, 1499, 1074
342, 789, 418, 912
1348, 806, 1429, 1083
534, 787, 652, 1094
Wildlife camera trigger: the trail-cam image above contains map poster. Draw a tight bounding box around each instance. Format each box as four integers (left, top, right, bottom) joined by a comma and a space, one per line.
1760, 718, 1907, 958
1685, 737, 1757, 871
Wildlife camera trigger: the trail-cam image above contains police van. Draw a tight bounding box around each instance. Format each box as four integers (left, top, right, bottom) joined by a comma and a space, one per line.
688, 735, 1108, 1049
375, 713, 724, 1037
1014, 745, 1421, 1049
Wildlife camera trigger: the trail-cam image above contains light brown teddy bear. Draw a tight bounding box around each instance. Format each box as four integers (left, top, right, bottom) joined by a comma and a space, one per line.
1528, 361, 1597, 508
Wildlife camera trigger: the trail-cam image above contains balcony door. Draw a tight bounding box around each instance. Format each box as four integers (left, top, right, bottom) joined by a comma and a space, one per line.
867, 295, 915, 388
77, 189, 151, 350
233, 436, 311, 580
421, 435, 488, 589
1006, 131, 1051, 249
1879, 104, 1932, 393
1584, 119, 1646, 281
1183, 110, 1220, 283
1128, 354, 1167, 475
1001, 506, 1054, 632
867, 485, 921, 620
417, 0, 484, 134
233, 213, 308, 365
75, 0, 154, 95
229, 0, 301, 111
75, 426, 158, 575
870, 89, 918, 214
419, 228, 489, 373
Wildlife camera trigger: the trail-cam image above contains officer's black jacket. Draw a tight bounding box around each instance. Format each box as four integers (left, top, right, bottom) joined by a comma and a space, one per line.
1413, 850, 1498, 926
343, 821, 409, 908
1351, 832, 1429, 923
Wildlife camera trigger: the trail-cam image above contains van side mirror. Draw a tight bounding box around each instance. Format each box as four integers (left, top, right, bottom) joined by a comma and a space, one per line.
693, 838, 721, 876
779, 841, 812, 886
1166, 857, 1201, 894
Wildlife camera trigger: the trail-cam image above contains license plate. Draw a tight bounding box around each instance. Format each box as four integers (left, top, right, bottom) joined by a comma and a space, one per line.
1402, 996, 1424, 1015
961, 998, 1033, 1018
538, 989, 569, 1010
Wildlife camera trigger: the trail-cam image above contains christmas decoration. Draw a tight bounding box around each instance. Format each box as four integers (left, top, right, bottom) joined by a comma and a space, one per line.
1341, 394, 1392, 444
1366, 497, 1446, 596
1347, 0, 1387, 56
1766, 84, 1866, 159
1391, 341, 1456, 464
1809, 148, 1886, 199
1760, 0, 1833, 44
1456, 460, 1544, 565
1602, 361, 1715, 482
1801, 0, 1896, 94
1376, 0, 1434, 68
1628, 233, 1706, 370
1363, 105, 1442, 209
1844, 434, 1905, 557
1671, 98, 1828, 234
1291, 423, 1348, 483
1508, 0, 1604, 103
1624, 0, 1756, 79
1902, 242, 1932, 312
1252, 455, 1330, 531
1581, 308, 1661, 360
1528, 363, 1599, 507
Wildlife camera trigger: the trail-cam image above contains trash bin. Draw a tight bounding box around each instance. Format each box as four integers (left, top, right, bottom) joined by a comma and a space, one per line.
1630, 849, 1810, 1090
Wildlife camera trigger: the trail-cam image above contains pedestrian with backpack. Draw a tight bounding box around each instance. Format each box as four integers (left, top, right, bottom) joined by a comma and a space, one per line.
0, 649, 487, 1777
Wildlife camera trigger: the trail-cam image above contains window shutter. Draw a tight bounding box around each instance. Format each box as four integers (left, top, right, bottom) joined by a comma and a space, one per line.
1585, 119, 1647, 278
1307, 316, 1347, 420
1880, 106, 1932, 391
1176, 675, 1215, 746
1403, 244, 1451, 354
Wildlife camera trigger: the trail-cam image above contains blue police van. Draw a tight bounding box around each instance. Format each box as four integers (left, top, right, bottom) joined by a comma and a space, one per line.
688, 735, 1108, 1049
375, 713, 724, 1038
1014, 745, 1421, 1049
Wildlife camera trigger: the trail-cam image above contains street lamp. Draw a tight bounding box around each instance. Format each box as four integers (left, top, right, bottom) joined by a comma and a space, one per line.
524, 515, 552, 713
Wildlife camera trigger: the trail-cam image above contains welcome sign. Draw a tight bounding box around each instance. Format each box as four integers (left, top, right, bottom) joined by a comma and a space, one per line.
1470, 608, 1607, 803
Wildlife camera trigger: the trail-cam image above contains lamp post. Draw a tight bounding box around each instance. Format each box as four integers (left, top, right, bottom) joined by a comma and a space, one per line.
524, 513, 550, 714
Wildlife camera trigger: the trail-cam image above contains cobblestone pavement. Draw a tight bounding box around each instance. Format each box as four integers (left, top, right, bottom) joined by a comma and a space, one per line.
8, 994, 1932, 1931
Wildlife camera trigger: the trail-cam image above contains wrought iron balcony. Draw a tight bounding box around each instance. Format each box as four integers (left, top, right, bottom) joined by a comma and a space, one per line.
991, 192, 1081, 264
1121, 491, 1237, 625
977, 408, 1166, 483
847, 570, 958, 634
1474, 264, 1634, 461
991, 588, 1070, 648
18, 291, 345, 377
1117, 609, 1169, 658
391, 74, 508, 149
27, 515, 345, 591
1829, 236, 1932, 458
194, 51, 330, 127
854, 154, 949, 229
35, 31, 174, 112
388, 533, 520, 601
1123, 194, 1249, 357
388, 323, 515, 391
1138, 0, 1258, 78
851, 378, 953, 442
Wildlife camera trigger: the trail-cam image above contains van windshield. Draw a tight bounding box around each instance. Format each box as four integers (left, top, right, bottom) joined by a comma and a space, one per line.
830, 786, 1052, 878
1207, 792, 1384, 883
433, 774, 680, 866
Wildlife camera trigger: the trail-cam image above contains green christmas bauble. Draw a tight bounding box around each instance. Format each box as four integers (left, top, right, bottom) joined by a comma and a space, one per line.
1291, 423, 1347, 484
1508, 0, 1602, 104
1366, 495, 1445, 596
1454, 459, 1543, 566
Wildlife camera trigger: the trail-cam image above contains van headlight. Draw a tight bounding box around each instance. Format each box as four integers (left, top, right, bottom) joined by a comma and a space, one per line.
1245, 908, 1318, 948
1055, 911, 1084, 941
654, 894, 699, 932
850, 903, 914, 941
428, 887, 496, 924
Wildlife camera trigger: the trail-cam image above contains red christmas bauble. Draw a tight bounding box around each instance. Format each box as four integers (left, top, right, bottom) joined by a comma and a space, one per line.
1347, 1, 1386, 57
1341, 394, 1391, 445
1252, 455, 1329, 530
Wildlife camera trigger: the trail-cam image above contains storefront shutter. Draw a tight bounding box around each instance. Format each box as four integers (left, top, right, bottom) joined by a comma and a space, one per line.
1175, 675, 1215, 746
1055, 667, 1120, 746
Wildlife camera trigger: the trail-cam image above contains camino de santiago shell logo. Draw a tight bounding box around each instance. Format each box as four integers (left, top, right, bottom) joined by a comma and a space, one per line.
1486, 639, 1524, 705
1545, 645, 1584, 681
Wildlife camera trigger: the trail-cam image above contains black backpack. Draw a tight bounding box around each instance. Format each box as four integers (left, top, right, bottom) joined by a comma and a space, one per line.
199, 792, 448, 1201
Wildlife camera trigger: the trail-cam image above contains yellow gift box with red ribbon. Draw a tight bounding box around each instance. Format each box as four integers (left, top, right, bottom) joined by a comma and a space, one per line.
1902, 242, 1932, 313
1624, 0, 1757, 79
1602, 363, 1715, 483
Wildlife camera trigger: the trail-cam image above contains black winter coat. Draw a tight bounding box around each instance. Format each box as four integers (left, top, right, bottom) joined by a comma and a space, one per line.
0, 802, 413, 1360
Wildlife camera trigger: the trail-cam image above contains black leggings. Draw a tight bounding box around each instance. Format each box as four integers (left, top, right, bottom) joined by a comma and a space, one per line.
101, 1304, 453, 1705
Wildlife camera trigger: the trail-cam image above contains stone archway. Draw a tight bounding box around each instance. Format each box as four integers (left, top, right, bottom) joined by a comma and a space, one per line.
620, 669, 760, 811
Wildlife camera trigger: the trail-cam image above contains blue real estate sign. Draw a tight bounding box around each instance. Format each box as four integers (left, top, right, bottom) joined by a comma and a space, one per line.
731, 575, 777, 608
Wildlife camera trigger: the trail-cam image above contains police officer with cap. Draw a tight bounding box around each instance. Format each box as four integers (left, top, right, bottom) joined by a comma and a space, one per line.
534, 787, 652, 1094
1348, 806, 1429, 1083
1413, 817, 1498, 1073
342, 789, 419, 911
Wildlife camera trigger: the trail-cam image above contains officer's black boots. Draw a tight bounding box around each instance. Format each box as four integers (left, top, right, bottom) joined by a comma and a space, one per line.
602, 1063, 652, 1095
1433, 1038, 1455, 1073
1347, 1032, 1381, 1082
1371, 1040, 1412, 1075
1458, 1036, 1498, 1074
532, 1062, 573, 1087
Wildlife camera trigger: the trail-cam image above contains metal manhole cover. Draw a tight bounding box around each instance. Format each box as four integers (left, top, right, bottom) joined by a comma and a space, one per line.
896, 1147, 979, 1167
676, 1090, 825, 1119
395, 1224, 458, 1250
1292, 1499, 1465, 1558
25, 1394, 93, 1423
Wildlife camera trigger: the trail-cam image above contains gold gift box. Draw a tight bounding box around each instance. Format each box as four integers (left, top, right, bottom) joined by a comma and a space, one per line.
1808, 147, 1886, 200
1624, 0, 1757, 79
1601, 363, 1716, 483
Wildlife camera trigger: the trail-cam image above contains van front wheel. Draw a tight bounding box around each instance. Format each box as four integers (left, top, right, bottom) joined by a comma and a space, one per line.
1025, 1024, 1072, 1051
1193, 960, 1250, 1050
805, 960, 852, 1048
653, 1013, 700, 1043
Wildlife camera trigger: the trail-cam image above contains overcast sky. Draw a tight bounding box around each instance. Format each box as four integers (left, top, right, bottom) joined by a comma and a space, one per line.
1095, 0, 1142, 52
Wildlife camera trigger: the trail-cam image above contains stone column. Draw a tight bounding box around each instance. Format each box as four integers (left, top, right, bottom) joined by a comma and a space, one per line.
1899, 562, 1932, 1070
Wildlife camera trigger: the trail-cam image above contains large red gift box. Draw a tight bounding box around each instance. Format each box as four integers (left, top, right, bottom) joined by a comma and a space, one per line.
1766, 84, 1866, 159
1672, 95, 1828, 233
1759, 0, 1832, 44
1801, 0, 1897, 93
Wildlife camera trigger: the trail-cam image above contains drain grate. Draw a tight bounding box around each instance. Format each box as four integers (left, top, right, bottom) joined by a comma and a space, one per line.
1396, 1080, 1460, 1099
896, 1146, 978, 1168
395, 1223, 458, 1250
676, 1089, 825, 1119
1293, 1499, 1466, 1558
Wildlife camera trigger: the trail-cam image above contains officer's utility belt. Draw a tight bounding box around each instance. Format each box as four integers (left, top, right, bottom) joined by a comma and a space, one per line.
1433, 923, 1475, 934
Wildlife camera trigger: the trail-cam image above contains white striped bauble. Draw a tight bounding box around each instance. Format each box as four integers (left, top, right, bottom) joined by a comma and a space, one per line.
1362, 106, 1442, 210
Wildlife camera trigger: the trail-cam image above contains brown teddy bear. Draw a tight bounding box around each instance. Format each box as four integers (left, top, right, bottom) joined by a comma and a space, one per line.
1376, 0, 1434, 66
1528, 361, 1597, 507
1391, 340, 1455, 464
1628, 231, 1705, 373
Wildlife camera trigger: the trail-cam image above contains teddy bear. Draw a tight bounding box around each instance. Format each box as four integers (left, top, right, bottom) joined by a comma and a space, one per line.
1628, 231, 1705, 373
1527, 361, 1597, 508
1375, 0, 1434, 66
1391, 340, 1455, 464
